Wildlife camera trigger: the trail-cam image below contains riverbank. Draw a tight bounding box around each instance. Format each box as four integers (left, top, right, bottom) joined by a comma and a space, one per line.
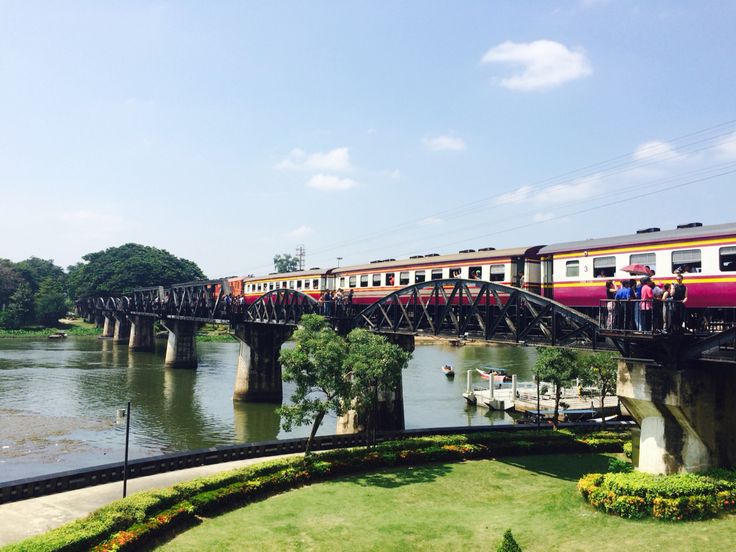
0, 318, 101, 338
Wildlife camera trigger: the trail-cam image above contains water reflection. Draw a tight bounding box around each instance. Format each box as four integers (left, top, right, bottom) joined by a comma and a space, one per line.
0, 337, 538, 480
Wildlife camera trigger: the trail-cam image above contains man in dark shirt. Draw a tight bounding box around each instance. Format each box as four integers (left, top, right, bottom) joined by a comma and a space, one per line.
671, 274, 688, 331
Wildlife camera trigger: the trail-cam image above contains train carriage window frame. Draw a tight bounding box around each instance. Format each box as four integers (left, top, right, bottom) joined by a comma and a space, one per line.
566, 260, 580, 278
719, 246, 736, 272
386, 272, 395, 286
450, 267, 462, 278
304, 280, 310, 290
431, 268, 443, 280
339, 277, 345, 288
288, 280, 294, 289
269, 282, 274, 290
490, 264, 505, 282
257, 283, 262, 291
399, 271, 410, 285
312, 279, 319, 289
592, 256, 615, 278
629, 252, 656, 274
415, 270, 426, 283
469, 266, 482, 280
672, 249, 702, 274
348, 275, 357, 288
372, 273, 381, 287
360, 274, 369, 288
296, 280, 302, 289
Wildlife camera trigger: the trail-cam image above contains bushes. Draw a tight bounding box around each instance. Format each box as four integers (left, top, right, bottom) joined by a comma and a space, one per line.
578, 468, 736, 521
6, 429, 625, 551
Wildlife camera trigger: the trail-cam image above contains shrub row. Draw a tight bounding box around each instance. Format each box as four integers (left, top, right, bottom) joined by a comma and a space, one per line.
578, 469, 736, 521
4, 428, 626, 552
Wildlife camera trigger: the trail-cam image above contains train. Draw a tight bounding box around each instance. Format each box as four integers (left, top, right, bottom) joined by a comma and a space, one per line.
227, 221, 736, 323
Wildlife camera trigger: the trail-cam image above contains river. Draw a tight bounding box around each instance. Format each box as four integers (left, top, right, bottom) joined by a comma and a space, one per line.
0, 337, 537, 481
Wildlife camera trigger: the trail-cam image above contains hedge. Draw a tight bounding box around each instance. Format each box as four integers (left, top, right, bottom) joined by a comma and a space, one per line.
578, 469, 736, 521
3, 428, 626, 552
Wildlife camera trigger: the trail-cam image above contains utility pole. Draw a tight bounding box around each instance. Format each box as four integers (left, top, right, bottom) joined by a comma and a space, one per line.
296, 245, 306, 271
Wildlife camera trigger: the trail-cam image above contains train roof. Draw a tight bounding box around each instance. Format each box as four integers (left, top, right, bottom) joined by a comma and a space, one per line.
333, 246, 542, 274
538, 222, 736, 255
242, 268, 326, 282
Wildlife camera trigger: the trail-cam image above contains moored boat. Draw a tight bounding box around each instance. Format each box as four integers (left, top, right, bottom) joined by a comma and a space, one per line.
442, 364, 455, 377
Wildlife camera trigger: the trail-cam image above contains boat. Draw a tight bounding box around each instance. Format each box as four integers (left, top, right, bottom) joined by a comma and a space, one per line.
48, 332, 67, 340
441, 364, 455, 377
475, 367, 511, 382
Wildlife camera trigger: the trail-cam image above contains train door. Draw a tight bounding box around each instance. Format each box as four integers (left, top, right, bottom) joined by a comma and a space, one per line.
512, 257, 524, 287
541, 257, 554, 298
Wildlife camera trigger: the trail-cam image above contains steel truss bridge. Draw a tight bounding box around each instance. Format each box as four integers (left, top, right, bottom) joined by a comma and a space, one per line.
77, 278, 735, 364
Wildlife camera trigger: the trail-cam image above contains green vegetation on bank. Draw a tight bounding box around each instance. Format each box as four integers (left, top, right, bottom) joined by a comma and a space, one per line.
1, 429, 627, 552
0, 318, 101, 338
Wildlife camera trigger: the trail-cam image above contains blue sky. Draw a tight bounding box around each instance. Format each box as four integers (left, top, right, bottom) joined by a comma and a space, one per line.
2, 1, 735, 278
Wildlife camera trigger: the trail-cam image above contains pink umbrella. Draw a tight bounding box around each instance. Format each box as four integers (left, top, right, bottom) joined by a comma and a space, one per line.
621, 264, 653, 276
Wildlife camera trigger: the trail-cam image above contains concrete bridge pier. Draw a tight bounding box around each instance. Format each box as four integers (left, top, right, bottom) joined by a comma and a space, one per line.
232, 323, 293, 403
129, 316, 155, 352
337, 333, 415, 434
101, 315, 116, 338
94, 313, 105, 329
163, 320, 200, 369
112, 315, 131, 344
617, 359, 736, 474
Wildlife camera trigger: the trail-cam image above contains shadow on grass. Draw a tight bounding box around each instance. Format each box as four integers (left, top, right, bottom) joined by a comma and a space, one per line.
496, 453, 613, 481
346, 462, 454, 488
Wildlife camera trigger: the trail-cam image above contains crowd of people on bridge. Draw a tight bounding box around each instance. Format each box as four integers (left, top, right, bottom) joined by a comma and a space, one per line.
604, 271, 688, 333
318, 288, 354, 316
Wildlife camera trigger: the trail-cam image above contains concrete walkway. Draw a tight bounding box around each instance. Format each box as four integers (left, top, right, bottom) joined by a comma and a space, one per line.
0, 453, 298, 547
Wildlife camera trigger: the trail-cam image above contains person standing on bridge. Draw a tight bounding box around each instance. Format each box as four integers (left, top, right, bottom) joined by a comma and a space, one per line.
671, 273, 688, 331
639, 277, 654, 332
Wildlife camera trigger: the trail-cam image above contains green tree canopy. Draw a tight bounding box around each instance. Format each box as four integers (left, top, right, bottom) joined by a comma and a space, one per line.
534, 346, 581, 429
0, 282, 35, 328
0, 259, 24, 307
14, 257, 66, 292
35, 278, 69, 326
67, 243, 206, 297
278, 315, 410, 454
578, 351, 619, 427
273, 253, 299, 273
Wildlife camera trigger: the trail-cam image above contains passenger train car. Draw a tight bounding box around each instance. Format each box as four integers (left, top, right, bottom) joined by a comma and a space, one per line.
226, 221, 736, 322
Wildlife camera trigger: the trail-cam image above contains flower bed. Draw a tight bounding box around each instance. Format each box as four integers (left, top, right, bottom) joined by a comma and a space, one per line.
578, 469, 736, 520
3, 428, 626, 552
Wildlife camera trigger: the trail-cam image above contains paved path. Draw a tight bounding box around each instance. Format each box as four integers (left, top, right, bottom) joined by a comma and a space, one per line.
0, 453, 298, 547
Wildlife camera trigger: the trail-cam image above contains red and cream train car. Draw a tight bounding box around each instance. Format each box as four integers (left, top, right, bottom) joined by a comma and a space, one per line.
539, 222, 736, 316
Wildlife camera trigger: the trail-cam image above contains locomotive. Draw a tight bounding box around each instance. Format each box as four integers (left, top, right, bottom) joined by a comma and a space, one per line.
230, 221, 736, 322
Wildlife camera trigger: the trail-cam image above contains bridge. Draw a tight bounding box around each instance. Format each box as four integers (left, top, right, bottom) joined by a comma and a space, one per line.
76, 278, 736, 475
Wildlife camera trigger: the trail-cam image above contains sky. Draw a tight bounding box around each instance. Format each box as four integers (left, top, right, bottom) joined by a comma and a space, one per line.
1, 1, 735, 278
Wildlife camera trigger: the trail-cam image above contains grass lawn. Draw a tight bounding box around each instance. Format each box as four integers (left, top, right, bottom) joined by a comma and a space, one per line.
156, 454, 736, 551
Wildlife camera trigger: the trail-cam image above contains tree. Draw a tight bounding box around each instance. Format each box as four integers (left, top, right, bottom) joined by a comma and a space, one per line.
67, 243, 206, 297
497, 529, 522, 552
278, 315, 411, 455
273, 253, 299, 273
1, 282, 35, 328
35, 278, 69, 326
534, 346, 580, 429
578, 351, 619, 427
14, 257, 66, 293
344, 329, 411, 442
0, 260, 23, 308
278, 315, 351, 455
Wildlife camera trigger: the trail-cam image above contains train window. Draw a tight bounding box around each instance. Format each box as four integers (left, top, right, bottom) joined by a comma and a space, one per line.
720, 246, 736, 272
399, 271, 410, 285
360, 275, 369, 288
257, 283, 262, 291
296, 280, 302, 289
269, 282, 274, 290
288, 280, 294, 289
304, 280, 310, 289
593, 257, 615, 278
672, 249, 701, 273
386, 272, 395, 286
339, 277, 345, 288
372, 274, 381, 286
630, 253, 656, 273
450, 267, 462, 278
566, 261, 579, 277
469, 266, 482, 280
282, 281, 287, 289
349, 275, 357, 288
415, 270, 426, 283
312, 279, 319, 289
490, 265, 505, 281
431, 268, 443, 280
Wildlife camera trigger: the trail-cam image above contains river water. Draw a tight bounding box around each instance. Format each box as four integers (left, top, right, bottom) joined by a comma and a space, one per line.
0, 337, 537, 481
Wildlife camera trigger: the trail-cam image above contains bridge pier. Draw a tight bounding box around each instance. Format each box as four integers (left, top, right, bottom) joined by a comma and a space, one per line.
163, 320, 200, 369
101, 315, 116, 338
618, 359, 736, 474
232, 323, 293, 403
129, 316, 155, 352
112, 315, 131, 344
336, 333, 414, 434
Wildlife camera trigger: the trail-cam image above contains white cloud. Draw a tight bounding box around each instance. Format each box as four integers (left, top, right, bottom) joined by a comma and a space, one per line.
533, 212, 555, 222
306, 174, 359, 191
419, 217, 444, 226
286, 225, 314, 239
481, 40, 592, 91
276, 147, 352, 172
633, 140, 686, 162
387, 169, 401, 179
715, 132, 736, 161
495, 176, 600, 206
422, 135, 466, 151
